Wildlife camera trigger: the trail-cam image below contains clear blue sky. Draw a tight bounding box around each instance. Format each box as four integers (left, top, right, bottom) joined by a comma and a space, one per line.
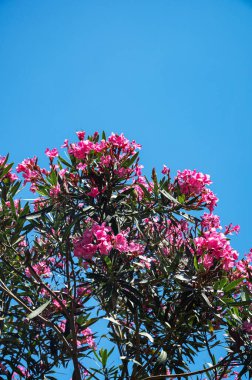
0, 0, 251, 378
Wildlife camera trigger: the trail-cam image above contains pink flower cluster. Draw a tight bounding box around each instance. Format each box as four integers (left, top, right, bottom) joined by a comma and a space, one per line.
177, 169, 212, 195
58, 320, 96, 349
67, 131, 140, 161
201, 213, 221, 230
234, 250, 252, 288
25, 261, 52, 278
74, 222, 143, 260
194, 229, 239, 270
74, 223, 113, 259
16, 156, 47, 192
200, 188, 218, 212
77, 327, 96, 349
175, 169, 218, 212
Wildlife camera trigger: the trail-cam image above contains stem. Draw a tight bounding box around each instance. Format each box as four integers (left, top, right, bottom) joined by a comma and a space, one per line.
65, 240, 81, 380
204, 330, 218, 379
142, 359, 229, 380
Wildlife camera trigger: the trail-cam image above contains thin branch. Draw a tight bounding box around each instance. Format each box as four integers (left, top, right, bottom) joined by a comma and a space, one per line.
142, 360, 229, 380
2, 242, 70, 318
0, 278, 72, 356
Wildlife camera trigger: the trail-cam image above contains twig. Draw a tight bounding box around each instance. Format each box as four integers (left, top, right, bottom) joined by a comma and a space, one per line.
142, 360, 229, 379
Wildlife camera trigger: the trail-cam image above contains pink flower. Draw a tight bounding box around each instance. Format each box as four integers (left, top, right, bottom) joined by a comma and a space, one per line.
100, 155, 112, 167
77, 162, 87, 171
16, 157, 37, 173
12, 366, 30, 379
128, 241, 144, 255
135, 165, 144, 176
224, 223, 240, 235
78, 327, 96, 349
201, 189, 218, 212
59, 169, 67, 178
114, 233, 129, 252
45, 148, 59, 159
49, 184, 61, 197
202, 253, 214, 269
201, 213, 221, 230
30, 183, 38, 193
162, 165, 170, 175
108, 133, 129, 149
68, 140, 94, 159
77, 287, 91, 297
76, 131, 85, 140
61, 139, 69, 148
139, 255, 153, 269
8, 172, 18, 182
87, 187, 99, 197
5, 199, 20, 209
98, 240, 112, 254
74, 242, 97, 259
243, 320, 252, 334
52, 299, 67, 310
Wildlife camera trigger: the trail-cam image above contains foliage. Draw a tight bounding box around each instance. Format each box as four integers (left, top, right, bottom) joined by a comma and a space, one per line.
0, 132, 251, 380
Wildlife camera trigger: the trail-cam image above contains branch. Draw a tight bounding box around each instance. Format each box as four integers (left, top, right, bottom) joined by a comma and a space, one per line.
142, 360, 229, 379
0, 278, 72, 356
2, 242, 70, 318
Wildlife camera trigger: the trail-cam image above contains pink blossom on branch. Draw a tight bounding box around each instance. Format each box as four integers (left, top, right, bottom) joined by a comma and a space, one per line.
45, 148, 59, 159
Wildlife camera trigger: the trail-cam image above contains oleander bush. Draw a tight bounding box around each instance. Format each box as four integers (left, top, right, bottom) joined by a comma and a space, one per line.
0, 131, 251, 380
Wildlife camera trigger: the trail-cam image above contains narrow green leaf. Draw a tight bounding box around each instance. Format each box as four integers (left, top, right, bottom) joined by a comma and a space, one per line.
122, 152, 139, 169
104, 316, 121, 326
27, 300, 51, 319
223, 278, 244, 293
201, 292, 212, 308
156, 350, 167, 365
160, 189, 181, 205
139, 331, 154, 343
58, 156, 72, 168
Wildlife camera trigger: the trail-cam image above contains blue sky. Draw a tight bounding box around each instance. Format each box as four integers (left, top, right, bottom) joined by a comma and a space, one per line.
0, 0, 252, 378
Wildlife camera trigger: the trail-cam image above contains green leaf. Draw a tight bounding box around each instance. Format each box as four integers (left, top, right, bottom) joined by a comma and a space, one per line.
101, 348, 108, 367
160, 189, 181, 205
27, 300, 51, 319
228, 300, 251, 307
23, 205, 53, 220
58, 156, 72, 168
103, 256, 112, 271
223, 278, 244, 293
121, 152, 139, 169
104, 316, 121, 326
201, 292, 212, 308
0, 163, 13, 179
193, 255, 199, 270
156, 350, 167, 365
214, 277, 228, 290
139, 331, 154, 343
177, 194, 186, 203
